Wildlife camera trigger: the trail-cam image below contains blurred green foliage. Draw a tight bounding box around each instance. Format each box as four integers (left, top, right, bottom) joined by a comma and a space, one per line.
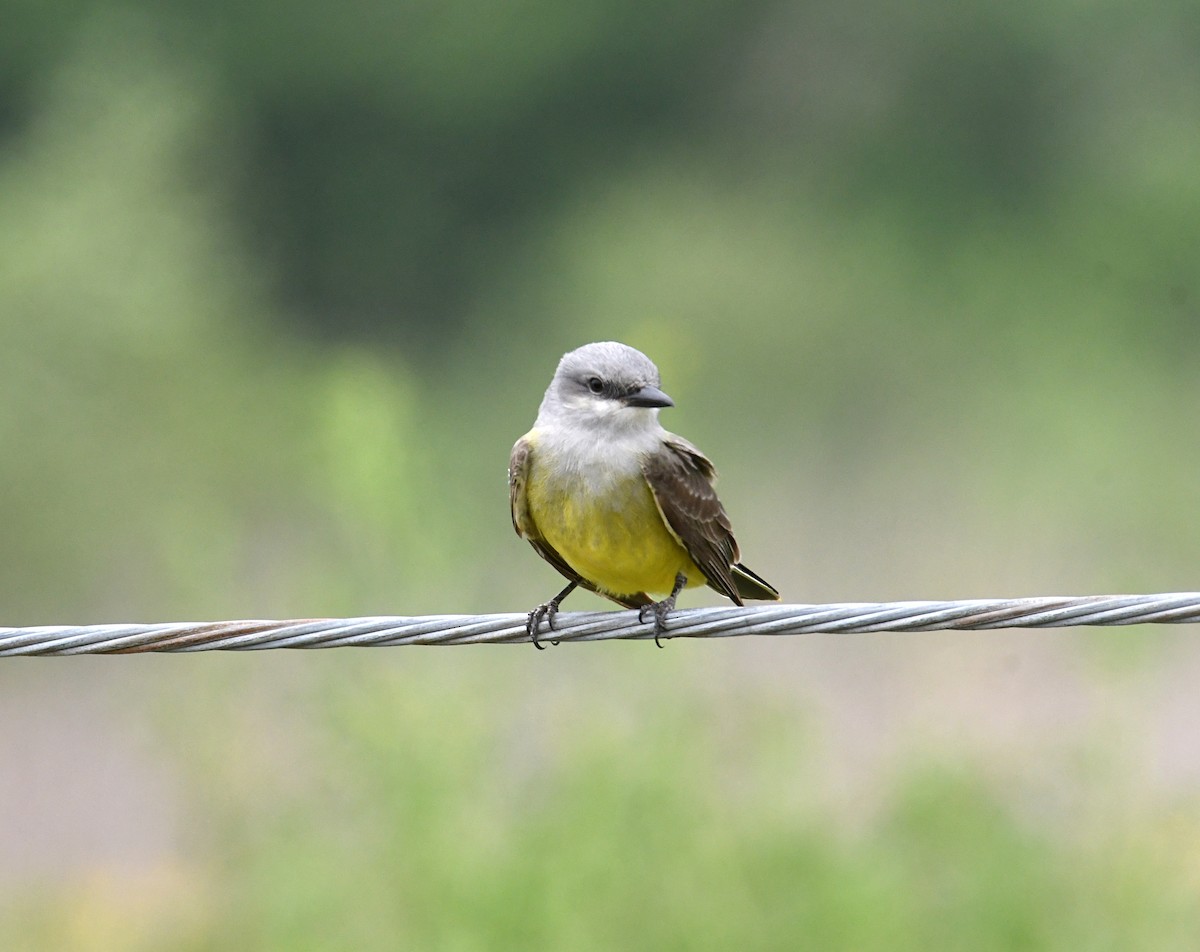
1, 0, 1199, 947
7, 650, 1200, 950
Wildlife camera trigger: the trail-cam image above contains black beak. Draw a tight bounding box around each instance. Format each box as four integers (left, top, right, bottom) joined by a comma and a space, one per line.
624, 385, 674, 409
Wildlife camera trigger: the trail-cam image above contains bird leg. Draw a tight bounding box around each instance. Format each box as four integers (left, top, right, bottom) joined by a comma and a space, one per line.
639, 572, 688, 648
526, 581, 578, 649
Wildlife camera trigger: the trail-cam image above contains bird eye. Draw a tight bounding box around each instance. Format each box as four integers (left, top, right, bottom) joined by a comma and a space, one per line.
587, 376, 604, 394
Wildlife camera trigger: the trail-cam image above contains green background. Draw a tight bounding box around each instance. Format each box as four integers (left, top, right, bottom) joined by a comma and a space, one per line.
2, 1, 1200, 948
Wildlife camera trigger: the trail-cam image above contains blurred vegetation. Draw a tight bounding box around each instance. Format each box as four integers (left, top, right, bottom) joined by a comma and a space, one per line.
1, 0, 1199, 947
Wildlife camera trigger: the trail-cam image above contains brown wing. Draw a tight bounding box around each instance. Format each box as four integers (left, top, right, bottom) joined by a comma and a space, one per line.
641, 436, 743, 604
509, 435, 651, 609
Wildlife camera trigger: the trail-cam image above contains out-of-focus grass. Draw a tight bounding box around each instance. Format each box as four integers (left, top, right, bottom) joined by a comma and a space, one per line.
6, 651, 1200, 951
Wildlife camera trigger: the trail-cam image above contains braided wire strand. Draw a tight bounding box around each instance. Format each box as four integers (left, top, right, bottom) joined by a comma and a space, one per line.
1, 593, 1198, 656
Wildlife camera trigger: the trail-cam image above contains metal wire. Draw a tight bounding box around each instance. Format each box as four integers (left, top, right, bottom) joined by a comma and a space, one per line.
1, 592, 1198, 655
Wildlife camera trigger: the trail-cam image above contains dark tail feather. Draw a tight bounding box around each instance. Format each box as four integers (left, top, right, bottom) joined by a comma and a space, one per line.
730, 563, 780, 601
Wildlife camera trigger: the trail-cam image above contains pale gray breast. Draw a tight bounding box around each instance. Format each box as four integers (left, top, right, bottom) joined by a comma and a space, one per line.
535, 424, 657, 498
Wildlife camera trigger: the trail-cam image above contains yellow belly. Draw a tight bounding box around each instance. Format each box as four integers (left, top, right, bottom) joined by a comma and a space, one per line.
527, 469, 702, 598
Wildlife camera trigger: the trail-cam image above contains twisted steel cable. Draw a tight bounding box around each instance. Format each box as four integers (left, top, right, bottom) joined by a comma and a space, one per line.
1, 592, 1198, 655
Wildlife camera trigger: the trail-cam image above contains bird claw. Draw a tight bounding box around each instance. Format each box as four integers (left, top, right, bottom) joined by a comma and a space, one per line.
638, 602, 673, 648
526, 601, 561, 649
638, 572, 687, 648
526, 581, 577, 649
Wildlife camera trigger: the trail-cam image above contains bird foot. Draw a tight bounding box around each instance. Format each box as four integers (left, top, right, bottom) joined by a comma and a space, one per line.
638, 573, 687, 648
526, 581, 577, 649
638, 601, 673, 648
526, 601, 562, 649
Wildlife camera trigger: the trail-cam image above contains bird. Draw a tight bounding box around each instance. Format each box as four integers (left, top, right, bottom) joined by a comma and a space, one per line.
509, 341, 779, 647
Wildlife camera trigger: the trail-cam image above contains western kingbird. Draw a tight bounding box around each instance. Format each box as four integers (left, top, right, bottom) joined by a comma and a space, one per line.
509, 341, 779, 647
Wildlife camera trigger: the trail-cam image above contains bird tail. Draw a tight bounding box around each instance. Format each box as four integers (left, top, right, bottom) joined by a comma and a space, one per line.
731, 563, 780, 601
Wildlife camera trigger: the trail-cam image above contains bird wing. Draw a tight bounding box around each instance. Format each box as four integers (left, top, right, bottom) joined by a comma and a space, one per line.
640, 436, 743, 604
509, 435, 651, 609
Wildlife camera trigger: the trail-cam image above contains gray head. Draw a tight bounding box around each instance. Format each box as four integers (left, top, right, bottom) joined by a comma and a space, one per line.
536, 341, 674, 430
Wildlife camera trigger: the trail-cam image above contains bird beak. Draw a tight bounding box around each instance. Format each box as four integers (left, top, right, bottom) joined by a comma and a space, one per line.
624, 385, 674, 409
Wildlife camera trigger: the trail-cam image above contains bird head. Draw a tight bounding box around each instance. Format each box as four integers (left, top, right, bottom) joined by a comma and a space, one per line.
537, 341, 674, 432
